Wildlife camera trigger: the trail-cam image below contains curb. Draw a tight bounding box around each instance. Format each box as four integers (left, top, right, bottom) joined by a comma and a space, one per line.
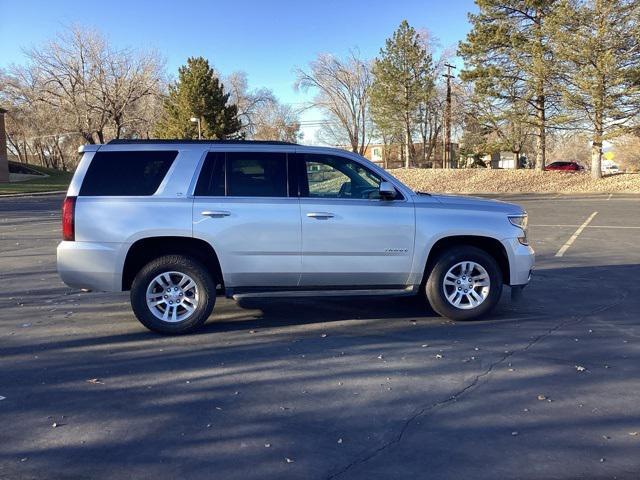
0, 190, 67, 198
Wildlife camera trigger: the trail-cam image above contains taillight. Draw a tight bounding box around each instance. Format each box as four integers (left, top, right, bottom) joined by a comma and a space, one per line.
62, 196, 76, 241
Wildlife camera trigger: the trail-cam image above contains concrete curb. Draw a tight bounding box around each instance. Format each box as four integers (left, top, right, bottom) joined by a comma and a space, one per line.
0, 190, 67, 198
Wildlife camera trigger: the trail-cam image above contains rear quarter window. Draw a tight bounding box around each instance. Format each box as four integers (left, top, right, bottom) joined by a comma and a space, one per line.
79, 151, 177, 196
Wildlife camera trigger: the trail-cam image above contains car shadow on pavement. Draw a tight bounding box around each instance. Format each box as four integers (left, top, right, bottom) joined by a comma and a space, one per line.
1, 264, 639, 480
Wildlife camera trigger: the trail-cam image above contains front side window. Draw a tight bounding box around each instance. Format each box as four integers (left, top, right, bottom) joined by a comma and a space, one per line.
300, 154, 386, 200
80, 150, 177, 196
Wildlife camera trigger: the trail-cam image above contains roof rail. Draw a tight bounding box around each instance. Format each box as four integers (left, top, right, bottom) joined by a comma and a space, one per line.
106, 139, 298, 146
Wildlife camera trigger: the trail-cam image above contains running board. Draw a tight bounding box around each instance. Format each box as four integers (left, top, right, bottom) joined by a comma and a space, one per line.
230, 285, 417, 300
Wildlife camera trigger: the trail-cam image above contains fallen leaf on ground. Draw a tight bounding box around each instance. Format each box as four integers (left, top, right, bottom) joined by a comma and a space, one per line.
575, 365, 587, 372
537, 395, 547, 401
285, 457, 294, 463
86, 379, 103, 384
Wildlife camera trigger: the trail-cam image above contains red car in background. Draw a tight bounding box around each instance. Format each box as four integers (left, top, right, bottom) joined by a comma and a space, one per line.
545, 161, 584, 172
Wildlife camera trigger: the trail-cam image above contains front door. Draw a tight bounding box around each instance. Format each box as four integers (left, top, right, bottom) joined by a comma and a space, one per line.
296, 153, 415, 287
192, 150, 301, 287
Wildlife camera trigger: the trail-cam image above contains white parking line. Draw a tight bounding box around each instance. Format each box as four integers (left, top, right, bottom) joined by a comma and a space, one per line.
532, 224, 640, 229
554, 211, 598, 257
607, 194, 612, 200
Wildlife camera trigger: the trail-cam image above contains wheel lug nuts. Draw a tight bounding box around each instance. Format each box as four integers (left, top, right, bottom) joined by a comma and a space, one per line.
164, 295, 168, 299
457, 280, 461, 284
169, 301, 173, 304
179, 293, 183, 296
464, 289, 468, 293
458, 287, 461, 290
166, 289, 171, 292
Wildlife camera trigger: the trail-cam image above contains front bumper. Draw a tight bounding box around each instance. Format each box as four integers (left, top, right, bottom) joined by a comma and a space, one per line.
502, 238, 535, 286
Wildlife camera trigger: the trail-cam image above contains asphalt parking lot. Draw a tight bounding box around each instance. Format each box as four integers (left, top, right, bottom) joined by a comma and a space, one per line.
1, 193, 639, 480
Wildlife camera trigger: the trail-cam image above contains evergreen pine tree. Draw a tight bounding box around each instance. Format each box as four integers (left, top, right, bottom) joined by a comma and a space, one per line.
552, 0, 640, 178
155, 57, 241, 139
459, 1, 560, 170
370, 21, 434, 168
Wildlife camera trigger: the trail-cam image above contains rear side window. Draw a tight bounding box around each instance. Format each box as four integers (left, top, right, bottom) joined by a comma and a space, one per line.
227, 152, 287, 197
194, 152, 288, 197
79, 151, 177, 196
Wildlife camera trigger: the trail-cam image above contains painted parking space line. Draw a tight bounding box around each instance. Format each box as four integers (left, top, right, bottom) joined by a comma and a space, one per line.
554, 211, 598, 257
607, 194, 613, 200
532, 224, 640, 229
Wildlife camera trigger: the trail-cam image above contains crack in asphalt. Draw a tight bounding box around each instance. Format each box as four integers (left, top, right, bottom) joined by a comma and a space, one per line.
325, 292, 630, 480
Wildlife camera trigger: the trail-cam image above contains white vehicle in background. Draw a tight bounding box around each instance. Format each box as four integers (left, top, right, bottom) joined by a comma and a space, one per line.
57, 140, 535, 334
602, 160, 620, 174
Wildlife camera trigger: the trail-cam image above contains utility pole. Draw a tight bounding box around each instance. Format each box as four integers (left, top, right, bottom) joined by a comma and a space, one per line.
443, 63, 456, 169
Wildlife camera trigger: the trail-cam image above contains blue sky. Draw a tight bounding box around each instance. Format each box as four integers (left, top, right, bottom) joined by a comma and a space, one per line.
0, 0, 477, 141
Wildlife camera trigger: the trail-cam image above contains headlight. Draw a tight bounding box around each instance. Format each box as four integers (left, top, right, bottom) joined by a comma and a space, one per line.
508, 214, 529, 245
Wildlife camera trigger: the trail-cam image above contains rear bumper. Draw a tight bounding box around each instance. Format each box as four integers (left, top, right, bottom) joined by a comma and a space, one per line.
57, 241, 124, 292
502, 238, 535, 286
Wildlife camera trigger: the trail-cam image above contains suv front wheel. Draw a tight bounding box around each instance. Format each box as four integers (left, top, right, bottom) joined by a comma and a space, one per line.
426, 246, 503, 321
130, 255, 216, 334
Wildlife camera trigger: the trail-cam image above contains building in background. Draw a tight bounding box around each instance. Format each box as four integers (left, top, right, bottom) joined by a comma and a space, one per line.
0, 108, 10, 183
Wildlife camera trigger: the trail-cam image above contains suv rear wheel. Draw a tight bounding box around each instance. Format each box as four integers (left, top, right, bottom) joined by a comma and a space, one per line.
130, 255, 216, 334
425, 246, 503, 321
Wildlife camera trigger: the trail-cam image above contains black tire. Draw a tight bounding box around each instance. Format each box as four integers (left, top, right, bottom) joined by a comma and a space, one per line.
425, 246, 503, 321
130, 255, 216, 334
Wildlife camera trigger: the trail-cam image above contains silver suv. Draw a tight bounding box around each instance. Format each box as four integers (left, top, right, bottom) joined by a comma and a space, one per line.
57, 140, 534, 334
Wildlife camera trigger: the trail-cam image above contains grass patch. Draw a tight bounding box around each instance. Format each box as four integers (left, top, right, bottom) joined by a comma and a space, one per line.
0, 163, 73, 195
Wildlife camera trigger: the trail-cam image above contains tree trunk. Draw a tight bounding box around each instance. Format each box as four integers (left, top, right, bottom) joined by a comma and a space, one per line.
591, 104, 603, 179
513, 149, 521, 169
404, 123, 411, 169
591, 79, 604, 179
535, 93, 546, 170
533, 9, 546, 171
591, 141, 603, 179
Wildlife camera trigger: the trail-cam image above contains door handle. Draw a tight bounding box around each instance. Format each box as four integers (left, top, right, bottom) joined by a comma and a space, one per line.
306, 212, 335, 219
201, 210, 231, 218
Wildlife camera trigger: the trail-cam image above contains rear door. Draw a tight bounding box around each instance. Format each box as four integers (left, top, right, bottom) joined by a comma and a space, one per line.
295, 152, 415, 287
192, 150, 301, 287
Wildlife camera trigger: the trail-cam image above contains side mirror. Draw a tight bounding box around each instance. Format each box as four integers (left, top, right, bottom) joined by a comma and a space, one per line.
379, 181, 397, 200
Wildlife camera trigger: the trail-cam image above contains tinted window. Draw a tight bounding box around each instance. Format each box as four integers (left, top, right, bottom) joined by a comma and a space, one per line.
300, 154, 385, 199
80, 151, 177, 196
194, 152, 225, 196
227, 152, 287, 197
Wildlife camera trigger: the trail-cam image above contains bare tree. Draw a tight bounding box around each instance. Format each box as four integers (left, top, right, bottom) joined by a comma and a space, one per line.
252, 101, 301, 143
295, 51, 372, 154
4, 26, 164, 145
611, 134, 640, 172
225, 71, 275, 138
